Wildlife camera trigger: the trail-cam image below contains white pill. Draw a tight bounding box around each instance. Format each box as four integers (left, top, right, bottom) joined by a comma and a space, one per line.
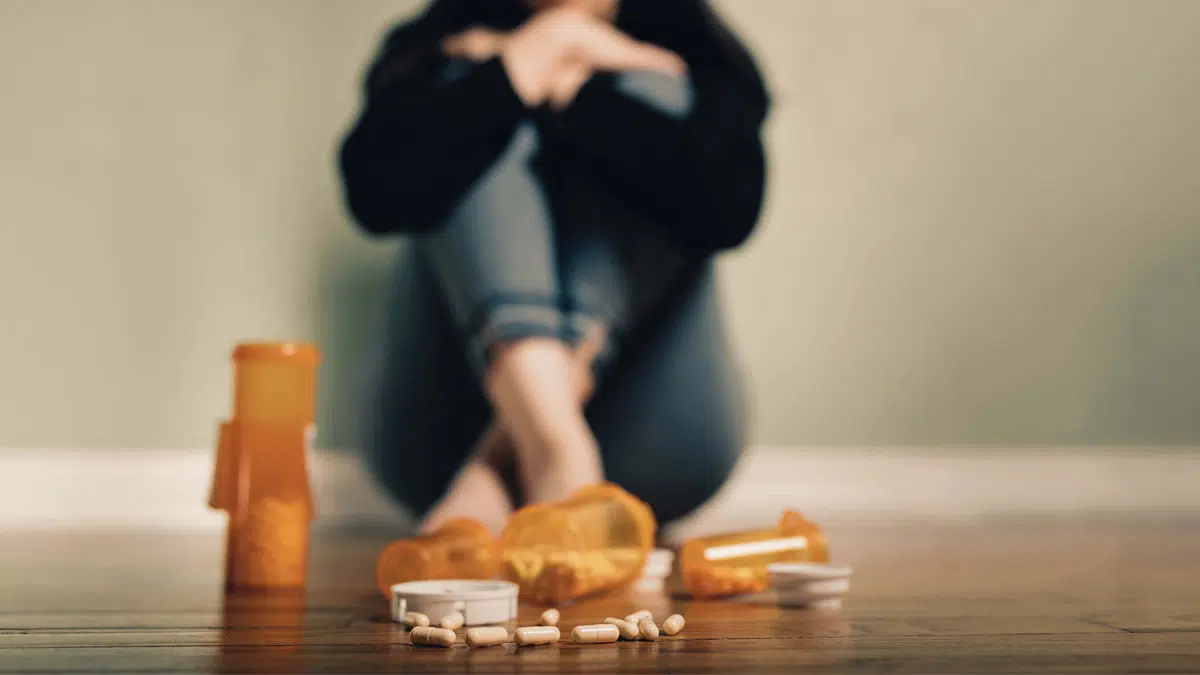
402, 611, 430, 629
409, 626, 456, 647
439, 612, 464, 630
604, 617, 640, 640
663, 613, 685, 635
572, 623, 620, 644
513, 625, 560, 646
538, 608, 560, 626
624, 609, 652, 623
637, 619, 659, 641
464, 626, 509, 648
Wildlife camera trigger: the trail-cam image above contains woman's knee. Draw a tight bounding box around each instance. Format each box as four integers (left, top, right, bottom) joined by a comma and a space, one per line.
613, 70, 694, 117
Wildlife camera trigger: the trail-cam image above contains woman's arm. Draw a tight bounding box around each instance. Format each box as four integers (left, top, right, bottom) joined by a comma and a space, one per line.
544, 70, 767, 253
338, 24, 529, 237
339, 6, 686, 238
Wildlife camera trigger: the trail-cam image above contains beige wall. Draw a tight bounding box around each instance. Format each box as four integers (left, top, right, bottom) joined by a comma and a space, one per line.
1, 0, 1197, 450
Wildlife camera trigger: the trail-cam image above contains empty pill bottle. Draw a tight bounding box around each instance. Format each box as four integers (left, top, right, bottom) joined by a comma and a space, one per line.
680, 509, 830, 598
502, 483, 656, 604
376, 517, 501, 597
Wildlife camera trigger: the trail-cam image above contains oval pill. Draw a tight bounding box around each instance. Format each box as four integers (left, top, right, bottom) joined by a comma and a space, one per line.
662, 614, 685, 635
464, 626, 509, 648
637, 619, 659, 641
624, 609, 652, 623
439, 612, 464, 630
513, 625, 560, 646
402, 611, 430, 629
604, 617, 640, 640
572, 623, 620, 644
410, 626, 456, 647
538, 608, 560, 626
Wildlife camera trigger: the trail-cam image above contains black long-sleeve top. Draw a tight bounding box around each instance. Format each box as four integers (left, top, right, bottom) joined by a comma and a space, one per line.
338, 0, 771, 253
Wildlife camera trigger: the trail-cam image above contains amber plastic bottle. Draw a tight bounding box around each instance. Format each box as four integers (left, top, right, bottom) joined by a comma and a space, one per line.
375, 518, 501, 598
209, 342, 320, 591
501, 483, 657, 604
680, 509, 830, 598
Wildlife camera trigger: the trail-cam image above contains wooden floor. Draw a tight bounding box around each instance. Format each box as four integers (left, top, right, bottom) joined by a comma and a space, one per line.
2, 515, 1198, 673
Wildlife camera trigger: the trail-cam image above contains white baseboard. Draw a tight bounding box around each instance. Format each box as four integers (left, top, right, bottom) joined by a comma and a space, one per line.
2, 446, 1197, 536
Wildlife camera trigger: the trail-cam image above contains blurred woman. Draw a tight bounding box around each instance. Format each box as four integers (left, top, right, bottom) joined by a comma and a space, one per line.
339, 0, 770, 534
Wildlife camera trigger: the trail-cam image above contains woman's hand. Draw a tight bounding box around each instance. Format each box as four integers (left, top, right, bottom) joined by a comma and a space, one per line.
502, 6, 686, 107
442, 27, 509, 62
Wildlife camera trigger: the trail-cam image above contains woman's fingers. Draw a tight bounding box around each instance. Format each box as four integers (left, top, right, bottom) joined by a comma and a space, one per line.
567, 20, 687, 75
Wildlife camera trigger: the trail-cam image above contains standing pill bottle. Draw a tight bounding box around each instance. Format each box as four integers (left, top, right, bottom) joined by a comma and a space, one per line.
209, 342, 320, 590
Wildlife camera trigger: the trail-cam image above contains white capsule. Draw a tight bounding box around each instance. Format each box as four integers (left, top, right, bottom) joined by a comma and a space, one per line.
464, 626, 509, 648
538, 608, 560, 626
439, 612, 464, 630
604, 617, 640, 640
624, 609, 652, 623
409, 626, 456, 647
402, 611, 430, 629
513, 625, 560, 646
572, 623, 620, 644
637, 619, 659, 641
662, 613, 685, 635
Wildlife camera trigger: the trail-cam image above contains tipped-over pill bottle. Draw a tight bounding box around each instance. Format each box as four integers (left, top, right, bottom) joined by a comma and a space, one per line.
376, 517, 500, 597
680, 509, 829, 598
502, 483, 656, 603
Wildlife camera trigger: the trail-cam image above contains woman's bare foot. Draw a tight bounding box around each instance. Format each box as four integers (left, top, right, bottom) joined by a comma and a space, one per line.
483, 330, 610, 506
418, 432, 514, 536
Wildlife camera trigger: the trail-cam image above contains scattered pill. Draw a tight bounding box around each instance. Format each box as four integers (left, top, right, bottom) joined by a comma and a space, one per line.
662, 613, 685, 635
572, 623, 620, 644
604, 617, 640, 640
439, 612, 464, 630
409, 626, 456, 647
637, 619, 659, 641
513, 625, 560, 646
402, 611, 430, 629
624, 609, 652, 623
464, 626, 509, 648
538, 608, 560, 626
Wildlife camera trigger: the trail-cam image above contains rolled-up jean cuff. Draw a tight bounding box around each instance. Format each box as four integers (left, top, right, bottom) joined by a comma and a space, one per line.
468, 301, 570, 375
563, 311, 618, 377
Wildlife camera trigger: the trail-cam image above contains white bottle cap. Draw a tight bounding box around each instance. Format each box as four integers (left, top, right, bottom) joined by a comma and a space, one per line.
640, 548, 675, 579
767, 563, 852, 609
390, 580, 518, 626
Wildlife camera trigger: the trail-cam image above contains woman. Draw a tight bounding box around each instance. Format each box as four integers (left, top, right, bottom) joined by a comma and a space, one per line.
339, 0, 769, 535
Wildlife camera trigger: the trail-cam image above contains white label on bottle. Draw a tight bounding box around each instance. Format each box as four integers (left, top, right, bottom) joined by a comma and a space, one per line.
702, 536, 809, 561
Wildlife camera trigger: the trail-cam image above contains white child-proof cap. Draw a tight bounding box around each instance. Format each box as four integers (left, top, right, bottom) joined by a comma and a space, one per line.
767, 563, 853, 609
632, 548, 675, 593
390, 580, 519, 626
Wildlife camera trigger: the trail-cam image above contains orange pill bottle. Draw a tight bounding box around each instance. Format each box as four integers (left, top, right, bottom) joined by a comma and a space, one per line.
502, 483, 656, 604
209, 342, 320, 591
680, 509, 830, 598
375, 518, 502, 598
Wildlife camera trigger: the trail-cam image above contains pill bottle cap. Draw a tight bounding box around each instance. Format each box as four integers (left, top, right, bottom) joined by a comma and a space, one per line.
641, 548, 675, 579
391, 580, 518, 626
767, 563, 852, 609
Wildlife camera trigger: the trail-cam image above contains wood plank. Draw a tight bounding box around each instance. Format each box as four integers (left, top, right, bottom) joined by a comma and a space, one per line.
1, 634, 1197, 674
3, 517, 1199, 673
